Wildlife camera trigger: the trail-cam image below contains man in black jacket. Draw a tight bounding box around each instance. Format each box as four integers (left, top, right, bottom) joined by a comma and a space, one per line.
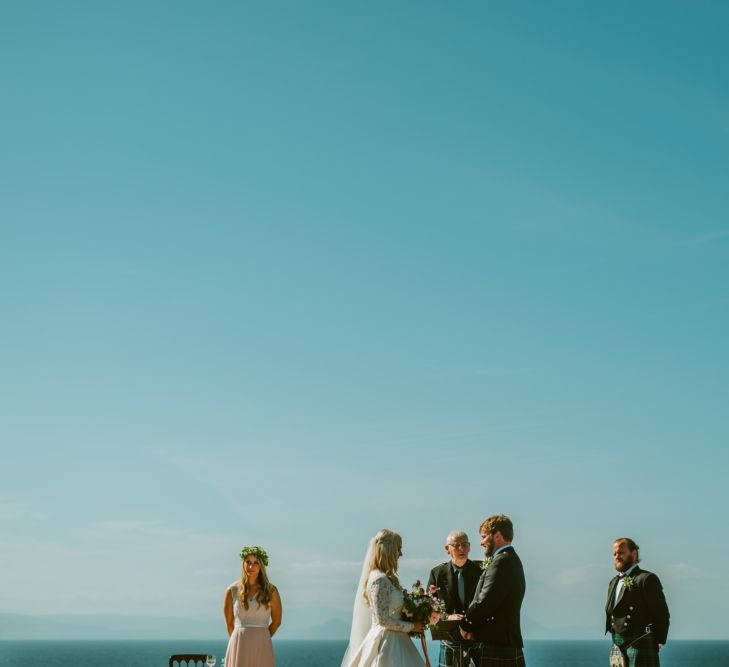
428, 530, 482, 666
459, 515, 526, 667
606, 537, 670, 667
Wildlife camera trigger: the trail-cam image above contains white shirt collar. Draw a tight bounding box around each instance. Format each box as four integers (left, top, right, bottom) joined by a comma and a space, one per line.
620, 563, 639, 577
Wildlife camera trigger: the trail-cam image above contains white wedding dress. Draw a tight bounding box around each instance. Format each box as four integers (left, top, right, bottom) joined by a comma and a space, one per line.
342, 570, 425, 667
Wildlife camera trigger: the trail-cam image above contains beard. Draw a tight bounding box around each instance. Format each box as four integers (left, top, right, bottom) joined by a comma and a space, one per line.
483, 538, 495, 557
614, 556, 635, 572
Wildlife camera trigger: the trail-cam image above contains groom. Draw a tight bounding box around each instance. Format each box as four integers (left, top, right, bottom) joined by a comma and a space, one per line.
459, 515, 526, 667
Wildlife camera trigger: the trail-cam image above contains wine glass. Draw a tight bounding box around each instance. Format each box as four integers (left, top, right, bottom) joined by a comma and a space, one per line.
206, 655, 216, 667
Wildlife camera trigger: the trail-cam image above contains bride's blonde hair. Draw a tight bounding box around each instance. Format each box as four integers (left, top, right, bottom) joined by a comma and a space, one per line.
363, 529, 402, 606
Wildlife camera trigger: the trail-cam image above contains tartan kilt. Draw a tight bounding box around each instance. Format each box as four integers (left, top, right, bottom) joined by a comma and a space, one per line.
437, 641, 480, 667
610, 635, 660, 667
473, 644, 526, 667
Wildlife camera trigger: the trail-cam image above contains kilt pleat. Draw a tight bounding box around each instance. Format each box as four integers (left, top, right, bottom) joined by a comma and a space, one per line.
474, 644, 526, 667
438, 641, 480, 667
611, 634, 660, 667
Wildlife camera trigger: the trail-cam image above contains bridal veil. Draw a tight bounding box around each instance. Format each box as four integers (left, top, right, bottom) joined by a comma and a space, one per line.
340, 535, 375, 667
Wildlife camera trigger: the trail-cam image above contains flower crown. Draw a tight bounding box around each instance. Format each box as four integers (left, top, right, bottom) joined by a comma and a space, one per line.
239, 545, 269, 567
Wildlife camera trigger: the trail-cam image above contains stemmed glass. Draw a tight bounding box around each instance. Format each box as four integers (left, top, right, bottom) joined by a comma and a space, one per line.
206, 655, 216, 667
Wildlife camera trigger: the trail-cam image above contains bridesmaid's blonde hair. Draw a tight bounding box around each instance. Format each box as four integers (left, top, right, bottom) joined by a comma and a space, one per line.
363, 529, 402, 606
238, 557, 274, 610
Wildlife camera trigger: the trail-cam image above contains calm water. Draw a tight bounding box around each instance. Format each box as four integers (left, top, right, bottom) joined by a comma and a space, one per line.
1, 640, 727, 667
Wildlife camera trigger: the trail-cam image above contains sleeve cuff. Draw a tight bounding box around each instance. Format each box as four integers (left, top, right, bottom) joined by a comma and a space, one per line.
459, 618, 474, 633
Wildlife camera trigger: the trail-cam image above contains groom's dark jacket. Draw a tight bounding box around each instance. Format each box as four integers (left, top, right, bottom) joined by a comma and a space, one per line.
460, 546, 525, 648
605, 566, 670, 647
428, 558, 482, 616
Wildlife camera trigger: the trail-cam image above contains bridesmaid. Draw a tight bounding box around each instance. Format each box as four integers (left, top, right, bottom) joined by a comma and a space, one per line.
224, 546, 282, 667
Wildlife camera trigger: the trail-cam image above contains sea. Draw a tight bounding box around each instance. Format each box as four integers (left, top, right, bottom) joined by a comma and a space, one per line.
1, 640, 727, 667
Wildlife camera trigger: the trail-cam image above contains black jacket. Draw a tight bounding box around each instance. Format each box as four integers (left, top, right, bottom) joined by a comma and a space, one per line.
605, 566, 670, 646
428, 559, 482, 615
460, 546, 525, 648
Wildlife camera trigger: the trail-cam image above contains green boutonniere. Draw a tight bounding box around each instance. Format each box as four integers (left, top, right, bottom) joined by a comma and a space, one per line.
622, 575, 635, 590
481, 557, 494, 571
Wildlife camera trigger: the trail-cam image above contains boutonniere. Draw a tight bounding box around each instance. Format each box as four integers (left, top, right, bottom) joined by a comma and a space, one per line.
622, 576, 635, 590
481, 557, 494, 571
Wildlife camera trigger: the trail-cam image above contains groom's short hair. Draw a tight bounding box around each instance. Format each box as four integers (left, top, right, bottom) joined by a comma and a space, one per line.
614, 537, 641, 561
481, 514, 513, 541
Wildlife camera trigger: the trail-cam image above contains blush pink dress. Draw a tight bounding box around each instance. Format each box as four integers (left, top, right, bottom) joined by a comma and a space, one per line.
224, 582, 275, 667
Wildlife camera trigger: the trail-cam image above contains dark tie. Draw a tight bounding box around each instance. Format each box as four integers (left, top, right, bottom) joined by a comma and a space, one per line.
456, 567, 465, 606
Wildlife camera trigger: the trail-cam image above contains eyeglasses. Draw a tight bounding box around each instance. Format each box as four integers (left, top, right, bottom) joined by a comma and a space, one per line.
447, 542, 470, 549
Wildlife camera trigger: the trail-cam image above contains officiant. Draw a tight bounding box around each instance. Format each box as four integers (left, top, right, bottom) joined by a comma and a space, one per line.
428, 530, 482, 667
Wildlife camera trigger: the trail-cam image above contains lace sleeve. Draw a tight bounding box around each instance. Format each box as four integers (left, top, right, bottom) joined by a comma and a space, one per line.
368, 574, 414, 633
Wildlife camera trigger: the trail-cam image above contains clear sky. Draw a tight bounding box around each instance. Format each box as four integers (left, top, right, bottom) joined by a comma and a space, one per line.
1, 0, 728, 640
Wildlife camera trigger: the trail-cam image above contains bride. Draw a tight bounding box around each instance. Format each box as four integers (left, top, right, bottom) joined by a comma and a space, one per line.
341, 529, 426, 667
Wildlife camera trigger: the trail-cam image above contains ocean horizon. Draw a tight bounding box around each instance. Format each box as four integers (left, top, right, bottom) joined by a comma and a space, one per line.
2, 639, 728, 667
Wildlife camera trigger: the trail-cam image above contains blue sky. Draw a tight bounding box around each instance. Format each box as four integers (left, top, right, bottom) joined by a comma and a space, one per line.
1, 1, 728, 639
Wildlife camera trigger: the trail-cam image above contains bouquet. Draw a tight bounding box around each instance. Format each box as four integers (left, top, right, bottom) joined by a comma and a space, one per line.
402, 581, 445, 667
402, 580, 445, 632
